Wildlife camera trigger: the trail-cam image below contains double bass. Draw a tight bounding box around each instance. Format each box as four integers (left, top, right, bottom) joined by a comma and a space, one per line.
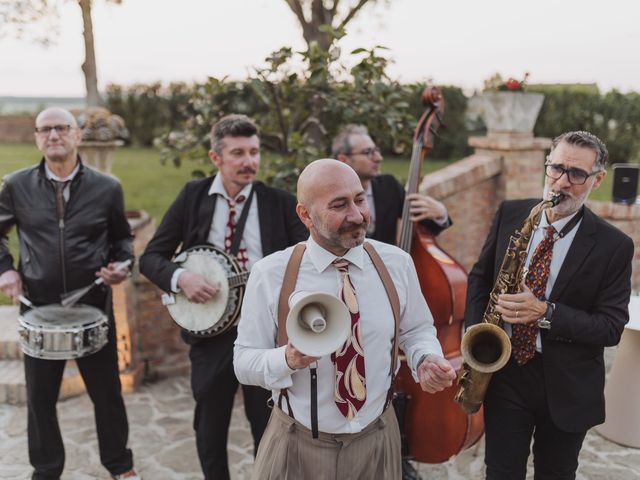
393, 86, 484, 463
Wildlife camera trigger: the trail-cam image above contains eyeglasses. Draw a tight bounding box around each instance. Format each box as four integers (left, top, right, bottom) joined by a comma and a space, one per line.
34, 125, 73, 136
349, 147, 381, 158
544, 162, 601, 185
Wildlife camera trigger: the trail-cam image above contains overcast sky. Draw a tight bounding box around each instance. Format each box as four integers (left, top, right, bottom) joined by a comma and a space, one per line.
1, 0, 639, 97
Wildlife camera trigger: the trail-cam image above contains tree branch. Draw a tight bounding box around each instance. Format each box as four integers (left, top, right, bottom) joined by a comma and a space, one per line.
284, 0, 308, 27
337, 0, 372, 30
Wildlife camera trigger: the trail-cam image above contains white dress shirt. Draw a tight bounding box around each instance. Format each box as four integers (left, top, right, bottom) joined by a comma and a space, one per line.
44, 162, 80, 202
234, 237, 443, 434
504, 210, 582, 351
171, 176, 263, 291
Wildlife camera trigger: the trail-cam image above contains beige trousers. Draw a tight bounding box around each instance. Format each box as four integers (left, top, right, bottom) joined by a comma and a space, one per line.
251, 406, 402, 480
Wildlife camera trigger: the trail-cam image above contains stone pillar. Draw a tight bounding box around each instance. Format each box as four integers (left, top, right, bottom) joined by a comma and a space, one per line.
468, 92, 550, 201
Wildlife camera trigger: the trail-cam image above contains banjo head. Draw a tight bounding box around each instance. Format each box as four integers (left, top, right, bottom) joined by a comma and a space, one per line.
167, 245, 244, 336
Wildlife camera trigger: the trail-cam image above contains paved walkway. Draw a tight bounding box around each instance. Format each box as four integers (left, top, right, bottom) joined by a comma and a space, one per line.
1, 359, 640, 479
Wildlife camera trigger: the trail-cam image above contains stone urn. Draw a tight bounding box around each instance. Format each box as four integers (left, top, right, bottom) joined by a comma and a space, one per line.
480, 91, 544, 135
77, 140, 124, 175
75, 107, 129, 175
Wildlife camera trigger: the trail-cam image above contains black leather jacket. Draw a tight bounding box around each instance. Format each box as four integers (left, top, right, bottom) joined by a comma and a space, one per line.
0, 159, 133, 309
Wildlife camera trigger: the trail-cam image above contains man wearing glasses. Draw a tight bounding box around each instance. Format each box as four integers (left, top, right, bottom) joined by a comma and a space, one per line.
0, 108, 140, 479
465, 131, 634, 479
332, 125, 451, 246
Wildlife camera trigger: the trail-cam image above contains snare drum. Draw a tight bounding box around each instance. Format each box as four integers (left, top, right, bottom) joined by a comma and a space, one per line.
18, 304, 109, 360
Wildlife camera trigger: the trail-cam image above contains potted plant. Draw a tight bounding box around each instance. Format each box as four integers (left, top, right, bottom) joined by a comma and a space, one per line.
76, 107, 129, 175
479, 73, 544, 134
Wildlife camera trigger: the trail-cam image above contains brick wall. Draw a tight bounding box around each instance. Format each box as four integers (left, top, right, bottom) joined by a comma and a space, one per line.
114, 132, 640, 385
0, 115, 35, 143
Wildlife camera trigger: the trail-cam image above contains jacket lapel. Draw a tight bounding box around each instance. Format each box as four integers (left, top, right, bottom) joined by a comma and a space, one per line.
549, 207, 597, 302
195, 182, 217, 244
255, 183, 272, 255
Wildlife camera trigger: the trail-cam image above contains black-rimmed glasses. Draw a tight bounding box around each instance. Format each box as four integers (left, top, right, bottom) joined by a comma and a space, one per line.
544, 162, 600, 185
349, 147, 381, 158
35, 125, 73, 135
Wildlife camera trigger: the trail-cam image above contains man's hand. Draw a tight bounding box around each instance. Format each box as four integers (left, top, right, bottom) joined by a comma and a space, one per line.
496, 281, 547, 325
96, 261, 130, 286
0, 270, 22, 304
417, 354, 457, 393
406, 193, 447, 223
285, 342, 319, 370
177, 271, 220, 304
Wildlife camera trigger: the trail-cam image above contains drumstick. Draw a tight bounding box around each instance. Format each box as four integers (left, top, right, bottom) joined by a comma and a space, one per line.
60, 259, 132, 308
18, 295, 33, 307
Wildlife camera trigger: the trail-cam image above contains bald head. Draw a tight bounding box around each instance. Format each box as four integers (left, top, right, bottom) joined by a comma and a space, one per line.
296, 159, 370, 255
297, 159, 362, 207
35, 108, 78, 129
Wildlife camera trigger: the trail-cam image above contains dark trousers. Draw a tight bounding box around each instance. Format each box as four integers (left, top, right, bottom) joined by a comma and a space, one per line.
25, 318, 133, 480
189, 328, 271, 480
484, 353, 586, 480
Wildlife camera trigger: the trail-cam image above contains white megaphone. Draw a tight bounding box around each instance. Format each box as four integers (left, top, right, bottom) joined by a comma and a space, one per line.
286, 291, 351, 357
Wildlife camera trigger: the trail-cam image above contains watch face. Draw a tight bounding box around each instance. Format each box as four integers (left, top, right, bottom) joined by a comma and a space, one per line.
537, 319, 552, 330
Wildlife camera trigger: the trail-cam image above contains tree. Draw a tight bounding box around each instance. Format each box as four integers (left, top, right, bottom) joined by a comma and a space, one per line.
284, 0, 385, 51
0, 0, 121, 107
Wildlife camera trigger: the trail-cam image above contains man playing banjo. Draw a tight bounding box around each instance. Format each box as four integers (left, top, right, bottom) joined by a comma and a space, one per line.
0, 108, 140, 479
140, 114, 307, 480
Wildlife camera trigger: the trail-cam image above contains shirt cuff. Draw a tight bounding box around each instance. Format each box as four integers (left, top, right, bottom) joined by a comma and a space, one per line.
264, 345, 295, 389
433, 213, 449, 226
171, 268, 186, 293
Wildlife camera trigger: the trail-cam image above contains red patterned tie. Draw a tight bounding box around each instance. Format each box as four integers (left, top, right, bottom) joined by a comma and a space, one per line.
330, 259, 366, 420
223, 195, 249, 269
512, 226, 556, 366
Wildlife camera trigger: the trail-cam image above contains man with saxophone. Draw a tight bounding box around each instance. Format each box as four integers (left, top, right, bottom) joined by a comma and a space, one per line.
465, 131, 634, 479
140, 114, 307, 480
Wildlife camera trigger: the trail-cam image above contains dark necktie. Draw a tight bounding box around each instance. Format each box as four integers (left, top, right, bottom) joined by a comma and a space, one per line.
53, 180, 69, 219
223, 195, 248, 269
512, 225, 556, 366
330, 258, 366, 420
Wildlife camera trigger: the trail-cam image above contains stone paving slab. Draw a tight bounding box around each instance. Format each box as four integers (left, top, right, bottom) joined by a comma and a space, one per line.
1, 352, 639, 479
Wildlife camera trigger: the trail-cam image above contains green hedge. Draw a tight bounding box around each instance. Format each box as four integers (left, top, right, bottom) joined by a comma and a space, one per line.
104, 81, 639, 165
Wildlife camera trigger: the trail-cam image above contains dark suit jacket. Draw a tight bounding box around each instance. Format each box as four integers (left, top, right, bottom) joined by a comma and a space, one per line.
369, 174, 451, 244
139, 177, 308, 340
465, 198, 634, 432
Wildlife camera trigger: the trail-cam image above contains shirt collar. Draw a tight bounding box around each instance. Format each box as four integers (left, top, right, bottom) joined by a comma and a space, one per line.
208, 175, 253, 202
44, 161, 80, 182
366, 182, 373, 196
541, 208, 580, 232
306, 236, 365, 273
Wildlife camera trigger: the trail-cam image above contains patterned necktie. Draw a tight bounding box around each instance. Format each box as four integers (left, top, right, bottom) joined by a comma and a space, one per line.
512, 225, 556, 366
223, 195, 249, 269
330, 259, 366, 420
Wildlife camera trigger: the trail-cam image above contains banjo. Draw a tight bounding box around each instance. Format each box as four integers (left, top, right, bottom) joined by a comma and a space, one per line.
162, 245, 249, 337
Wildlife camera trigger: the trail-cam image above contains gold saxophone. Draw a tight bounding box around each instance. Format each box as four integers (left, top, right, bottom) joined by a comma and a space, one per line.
454, 193, 563, 414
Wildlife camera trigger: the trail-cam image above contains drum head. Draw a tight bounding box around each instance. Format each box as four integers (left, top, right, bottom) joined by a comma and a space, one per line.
168, 246, 242, 334
21, 304, 106, 329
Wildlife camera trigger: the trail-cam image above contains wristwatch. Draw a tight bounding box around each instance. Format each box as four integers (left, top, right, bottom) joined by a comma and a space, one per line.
536, 301, 555, 329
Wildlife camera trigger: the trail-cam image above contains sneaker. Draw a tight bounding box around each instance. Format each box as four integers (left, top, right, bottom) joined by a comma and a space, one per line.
112, 470, 142, 480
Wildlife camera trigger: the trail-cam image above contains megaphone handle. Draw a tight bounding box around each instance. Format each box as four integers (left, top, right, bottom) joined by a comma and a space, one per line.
310, 364, 319, 439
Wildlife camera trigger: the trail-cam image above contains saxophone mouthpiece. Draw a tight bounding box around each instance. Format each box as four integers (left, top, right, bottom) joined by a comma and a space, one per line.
549, 192, 565, 206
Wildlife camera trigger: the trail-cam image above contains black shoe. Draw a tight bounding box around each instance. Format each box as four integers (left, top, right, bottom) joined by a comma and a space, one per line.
402, 458, 421, 480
